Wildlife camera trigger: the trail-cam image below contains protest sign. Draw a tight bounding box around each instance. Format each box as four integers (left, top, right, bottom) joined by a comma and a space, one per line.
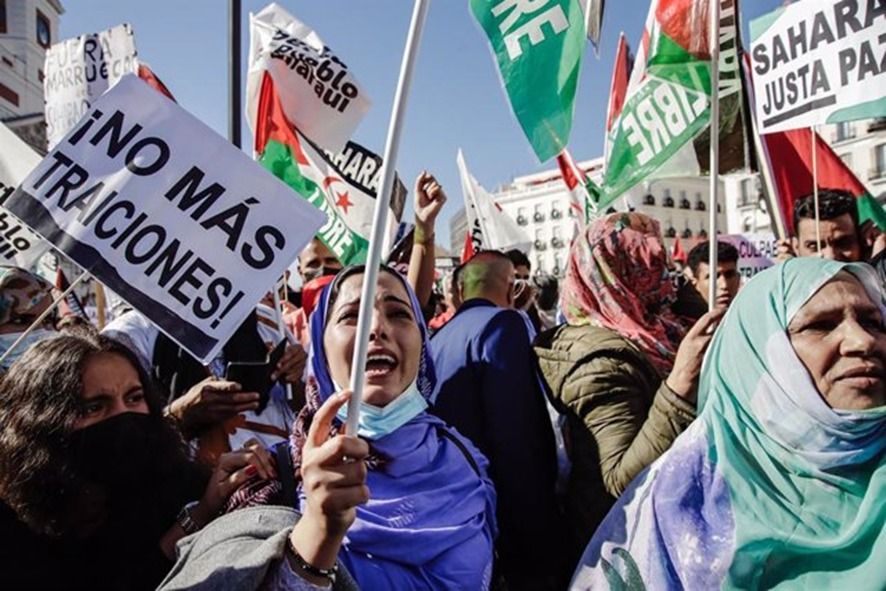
721, 233, 778, 282
44, 23, 139, 149
750, 0, 886, 134
471, 0, 586, 162
2, 76, 326, 363
247, 2, 371, 152
0, 123, 52, 269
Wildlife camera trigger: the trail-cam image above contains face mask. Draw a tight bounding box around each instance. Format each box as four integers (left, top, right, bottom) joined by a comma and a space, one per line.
0, 328, 57, 369
335, 379, 428, 440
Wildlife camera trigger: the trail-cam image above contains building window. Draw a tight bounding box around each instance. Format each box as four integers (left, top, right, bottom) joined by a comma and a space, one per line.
516, 206, 527, 226
536, 256, 544, 272
665, 226, 677, 238
838, 153, 853, 169
742, 217, 753, 233
643, 193, 656, 205
698, 228, 708, 238
0, 80, 19, 106
682, 228, 693, 238
835, 121, 855, 142
663, 196, 674, 208
695, 192, 706, 211
552, 255, 562, 276
680, 197, 691, 209
874, 144, 886, 179
0, 1, 7, 35
533, 203, 545, 223
739, 178, 754, 207
36, 10, 51, 48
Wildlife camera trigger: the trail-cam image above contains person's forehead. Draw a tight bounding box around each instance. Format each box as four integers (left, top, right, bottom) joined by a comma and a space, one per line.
796, 275, 877, 317
798, 214, 856, 237
336, 272, 409, 303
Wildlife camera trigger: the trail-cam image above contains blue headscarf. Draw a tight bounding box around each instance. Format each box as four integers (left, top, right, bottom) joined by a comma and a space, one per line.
303, 266, 497, 589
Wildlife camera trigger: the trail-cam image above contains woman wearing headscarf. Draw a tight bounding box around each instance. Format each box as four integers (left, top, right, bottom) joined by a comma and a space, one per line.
534, 213, 724, 558
160, 265, 497, 590
0, 265, 56, 371
571, 258, 885, 589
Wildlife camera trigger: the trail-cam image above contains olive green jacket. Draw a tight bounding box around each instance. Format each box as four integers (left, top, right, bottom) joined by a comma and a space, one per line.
534, 324, 696, 557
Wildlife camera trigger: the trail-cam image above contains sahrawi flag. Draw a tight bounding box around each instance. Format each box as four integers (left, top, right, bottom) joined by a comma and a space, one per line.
601, 0, 751, 208
253, 74, 405, 265
457, 149, 531, 260
555, 149, 601, 229
471, 0, 586, 162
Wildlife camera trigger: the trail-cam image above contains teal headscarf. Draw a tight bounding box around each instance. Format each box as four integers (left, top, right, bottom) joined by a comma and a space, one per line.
572, 258, 885, 590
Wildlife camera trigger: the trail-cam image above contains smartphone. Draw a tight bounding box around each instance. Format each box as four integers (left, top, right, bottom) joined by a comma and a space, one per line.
224, 339, 287, 414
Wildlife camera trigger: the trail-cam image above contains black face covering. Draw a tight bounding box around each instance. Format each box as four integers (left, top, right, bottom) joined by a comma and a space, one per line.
66, 412, 205, 536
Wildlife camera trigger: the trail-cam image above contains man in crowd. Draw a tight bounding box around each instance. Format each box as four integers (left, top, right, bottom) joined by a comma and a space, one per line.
430, 250, 564, 589
686, 240, 741, 310
777, 189, 864, 262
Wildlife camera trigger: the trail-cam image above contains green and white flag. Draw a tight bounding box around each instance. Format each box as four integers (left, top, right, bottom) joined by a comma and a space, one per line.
471, 0, 586, 162
600, 0, 750, 209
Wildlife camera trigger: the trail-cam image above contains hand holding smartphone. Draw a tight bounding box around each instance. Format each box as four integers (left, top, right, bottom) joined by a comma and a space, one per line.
224, 339, 287, 414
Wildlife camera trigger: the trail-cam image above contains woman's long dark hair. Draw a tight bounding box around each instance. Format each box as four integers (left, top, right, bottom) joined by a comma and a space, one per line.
0, 334, 205, 537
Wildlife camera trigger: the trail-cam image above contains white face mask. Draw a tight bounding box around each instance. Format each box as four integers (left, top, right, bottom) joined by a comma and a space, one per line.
0, 328, 57, 369
334, 379, 428, 440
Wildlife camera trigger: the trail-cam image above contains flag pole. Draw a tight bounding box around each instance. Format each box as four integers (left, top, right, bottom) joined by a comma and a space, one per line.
346, 0, 429, 436
228, 0, 242, 149
94, 282, 107, 329
811, 126, 821, 254
707, 0, 720, 311
0, 270, 89, 367
271, 280, 295, 401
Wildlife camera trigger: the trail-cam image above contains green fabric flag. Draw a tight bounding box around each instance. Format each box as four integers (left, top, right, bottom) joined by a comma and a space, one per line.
471, 0, 586, 162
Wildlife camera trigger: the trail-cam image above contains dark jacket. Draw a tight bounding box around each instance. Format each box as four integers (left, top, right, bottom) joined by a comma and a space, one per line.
534, 324, 696, 558
429, 299, 565, 589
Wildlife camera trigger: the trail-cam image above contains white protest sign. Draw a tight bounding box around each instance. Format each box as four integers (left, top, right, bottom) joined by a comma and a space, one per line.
246, 2, 371, 151
0, 124, 52, 269
721, 233, 778, 282
44, 23, 139, 149
750, 1, 886, 134
2, 76, 326, 362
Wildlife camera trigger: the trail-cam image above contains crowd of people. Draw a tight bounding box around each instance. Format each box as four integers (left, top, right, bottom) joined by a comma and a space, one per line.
0, 181, 882, 590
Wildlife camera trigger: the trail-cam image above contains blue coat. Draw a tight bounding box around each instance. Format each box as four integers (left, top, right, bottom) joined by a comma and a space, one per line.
429, 299, 564, 586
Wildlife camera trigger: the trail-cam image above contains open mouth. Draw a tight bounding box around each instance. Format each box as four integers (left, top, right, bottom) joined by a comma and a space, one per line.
365, 352, 398, 377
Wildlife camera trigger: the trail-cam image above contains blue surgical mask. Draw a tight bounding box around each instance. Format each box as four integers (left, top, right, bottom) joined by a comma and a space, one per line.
335, 379, 428, 440
0, 328, 57, 370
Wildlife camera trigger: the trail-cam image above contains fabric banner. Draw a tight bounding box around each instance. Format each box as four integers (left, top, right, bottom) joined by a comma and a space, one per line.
603, 32, 633, 164
750, 0, 886, 134
44, 23, 139, 149
246, 2, 371, 152
601, 0, 751, 208
457, 149, 531, 255
0, 123, 52, 269
721, 232, 777, 282
253, 74, 404, 266
2, 76, 326, 363
579, 0, 606, 52
471, 0, 586, 162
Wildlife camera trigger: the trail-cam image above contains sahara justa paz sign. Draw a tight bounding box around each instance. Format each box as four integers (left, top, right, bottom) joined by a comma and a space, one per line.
750, 0, 886, 134
3, 76, 325, 362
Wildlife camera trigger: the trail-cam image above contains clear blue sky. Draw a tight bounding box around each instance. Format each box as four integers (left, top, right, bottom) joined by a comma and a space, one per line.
60, 0, 783, 249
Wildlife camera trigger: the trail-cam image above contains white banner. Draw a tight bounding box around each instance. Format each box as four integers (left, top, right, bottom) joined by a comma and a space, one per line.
44, 23, 139, 149
0, 123, 52, 269
2, 76, 326, 362
721, 233, 778, 282
750, 1, 886, 134
247, 3, 371, 152
457, 149, 531, 255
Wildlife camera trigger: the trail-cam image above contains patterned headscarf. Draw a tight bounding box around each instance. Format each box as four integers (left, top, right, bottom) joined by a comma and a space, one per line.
560, 212, 686, 374
0, 266, 53, 326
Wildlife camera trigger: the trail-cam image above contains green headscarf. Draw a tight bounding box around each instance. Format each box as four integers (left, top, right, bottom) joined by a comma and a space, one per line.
572, 258, 885, 589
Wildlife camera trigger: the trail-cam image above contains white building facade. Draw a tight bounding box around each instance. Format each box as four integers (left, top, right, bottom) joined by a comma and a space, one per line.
451, 157, 730, 277
0, 0, 64, 151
